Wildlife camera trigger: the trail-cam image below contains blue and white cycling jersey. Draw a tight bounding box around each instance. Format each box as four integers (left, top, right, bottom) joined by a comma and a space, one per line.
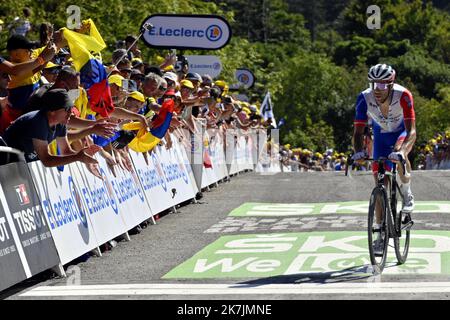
354, 84, 415, 168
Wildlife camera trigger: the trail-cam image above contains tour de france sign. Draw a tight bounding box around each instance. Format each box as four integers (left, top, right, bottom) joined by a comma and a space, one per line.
141, 14, 232, 50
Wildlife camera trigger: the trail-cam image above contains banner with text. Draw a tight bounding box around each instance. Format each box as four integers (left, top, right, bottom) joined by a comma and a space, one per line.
0, 161, 60, 291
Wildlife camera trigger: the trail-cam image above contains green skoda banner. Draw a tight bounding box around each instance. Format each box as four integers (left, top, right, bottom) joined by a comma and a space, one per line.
229, 202, 450, 217
164, 231, 450, 279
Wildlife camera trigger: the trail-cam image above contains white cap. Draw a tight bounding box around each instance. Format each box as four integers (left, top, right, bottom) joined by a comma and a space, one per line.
249, 105, 257, 112
163, 72, 178, 83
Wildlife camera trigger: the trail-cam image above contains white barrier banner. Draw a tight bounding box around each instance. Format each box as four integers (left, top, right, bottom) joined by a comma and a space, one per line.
157, 139, 196, 205
28, 162, 99, 265
74, 159, 128, 247
237, 135, 247, 172
209, 131, 228, 181
95, 155, 151, 230
202, 132, 219, 187
191, 123, 205, 191
172, 135, 199, 196
243, 134, 254, 170
201, 165, 212, 189
226, 130, 239, 176
130, 149, 175, 214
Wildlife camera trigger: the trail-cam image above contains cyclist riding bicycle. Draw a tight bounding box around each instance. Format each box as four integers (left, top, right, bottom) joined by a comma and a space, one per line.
352, 64, 417, 254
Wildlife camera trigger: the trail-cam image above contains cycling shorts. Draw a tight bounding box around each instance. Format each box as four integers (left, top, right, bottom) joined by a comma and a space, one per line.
372, 129, 407, 173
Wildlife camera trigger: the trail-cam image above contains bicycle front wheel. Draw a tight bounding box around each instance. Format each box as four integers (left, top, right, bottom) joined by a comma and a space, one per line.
393, 184, 411, 264
368, 187, 390, 273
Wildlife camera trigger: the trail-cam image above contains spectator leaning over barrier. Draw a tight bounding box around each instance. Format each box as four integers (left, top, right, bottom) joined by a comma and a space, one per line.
105, 74, 148, 128
125, 91, 146, 114
2, 89, 99, 166
185, 73, 207, 119
25, 66, 115, 142
141, 73, 166, 117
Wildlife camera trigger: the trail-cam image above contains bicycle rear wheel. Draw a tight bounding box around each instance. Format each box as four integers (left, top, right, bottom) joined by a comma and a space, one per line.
368, 187, 389, 273
393, 184, 411, 264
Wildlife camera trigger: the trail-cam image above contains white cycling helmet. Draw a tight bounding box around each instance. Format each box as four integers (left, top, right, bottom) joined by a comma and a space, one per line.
368, 64, 396, 82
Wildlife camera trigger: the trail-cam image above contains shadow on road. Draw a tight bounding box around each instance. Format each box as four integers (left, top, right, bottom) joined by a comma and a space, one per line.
233, 264, 401, 287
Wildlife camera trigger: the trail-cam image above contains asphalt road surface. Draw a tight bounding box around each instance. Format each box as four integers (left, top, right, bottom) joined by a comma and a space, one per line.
2, 169, 450, 301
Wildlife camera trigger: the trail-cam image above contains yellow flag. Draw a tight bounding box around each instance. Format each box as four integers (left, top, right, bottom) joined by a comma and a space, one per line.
122, 121, 160, 153
61, 19, 106, 71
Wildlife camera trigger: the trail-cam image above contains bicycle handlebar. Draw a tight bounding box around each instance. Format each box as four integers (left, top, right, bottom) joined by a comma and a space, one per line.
347, 156, 407, 176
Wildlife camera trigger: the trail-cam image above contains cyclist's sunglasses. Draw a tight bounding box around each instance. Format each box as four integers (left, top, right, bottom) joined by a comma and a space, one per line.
370, 82, 393, 90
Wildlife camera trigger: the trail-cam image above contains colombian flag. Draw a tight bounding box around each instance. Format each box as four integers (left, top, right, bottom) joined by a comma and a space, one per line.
123, 99, 175, 153
62, 19, 114, 117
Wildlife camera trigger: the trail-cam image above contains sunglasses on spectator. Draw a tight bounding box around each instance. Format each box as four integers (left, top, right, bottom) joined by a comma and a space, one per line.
166, 80, 175, 86
158, 85, 168, 91
370, 82, 393, 90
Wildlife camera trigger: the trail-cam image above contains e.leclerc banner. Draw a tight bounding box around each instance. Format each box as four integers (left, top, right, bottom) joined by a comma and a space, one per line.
141, 14, 231, 50
229, 68, 256, 90
185, 55, 222, 78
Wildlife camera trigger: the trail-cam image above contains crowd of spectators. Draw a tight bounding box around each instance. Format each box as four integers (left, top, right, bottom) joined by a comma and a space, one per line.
0, 14, 275, 178
416, 131, 450, 170
278, 144, 352, 172
277, 129, 450, 172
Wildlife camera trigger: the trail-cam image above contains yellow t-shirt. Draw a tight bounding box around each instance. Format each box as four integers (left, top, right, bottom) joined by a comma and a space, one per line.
8, 47, 44, 89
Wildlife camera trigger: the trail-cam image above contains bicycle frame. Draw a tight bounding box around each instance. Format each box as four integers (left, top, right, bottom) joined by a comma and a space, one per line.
374, 158, 401, 239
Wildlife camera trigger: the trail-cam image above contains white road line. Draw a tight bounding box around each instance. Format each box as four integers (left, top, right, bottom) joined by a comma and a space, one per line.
20, 282, 450, 297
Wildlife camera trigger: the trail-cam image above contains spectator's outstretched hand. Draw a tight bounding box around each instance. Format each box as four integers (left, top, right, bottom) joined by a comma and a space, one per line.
115, 149, 133, 172
84, 144, 102, 157
86, 163, 103, 180
122, 150, 133, 172
92, 120, 117, 138
165, 135, 173, 150
139, 115, 151, 131
53, 30, 68, 49
39, 42, 57, 62
77, 147, 99, 165
75, 20, 91, 34
104, 153, 117, 177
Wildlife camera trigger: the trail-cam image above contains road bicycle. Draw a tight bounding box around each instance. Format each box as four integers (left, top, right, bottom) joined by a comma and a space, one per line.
348, 157, 414, 273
